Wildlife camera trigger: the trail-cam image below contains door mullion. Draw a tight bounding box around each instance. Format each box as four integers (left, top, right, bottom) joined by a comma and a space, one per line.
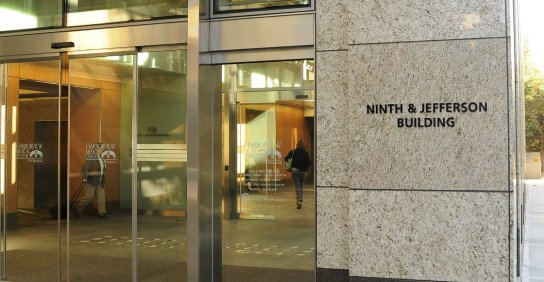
131, 54, 139, 282
57, 54, 64, 282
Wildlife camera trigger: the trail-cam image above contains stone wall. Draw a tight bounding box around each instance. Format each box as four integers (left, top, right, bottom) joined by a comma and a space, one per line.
316, 0, 516, 280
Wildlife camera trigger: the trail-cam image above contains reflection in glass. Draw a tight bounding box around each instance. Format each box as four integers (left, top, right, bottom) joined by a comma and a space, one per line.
68, 55, 134, 281
216, 0, 310, 12
237, 104, 277, 219
67, 0, 187, 26
0, 0, 62, 31
137, 49, 187, 280
222, 60, 315, 281
224, 60, 314, 90
2, 61, 64, 281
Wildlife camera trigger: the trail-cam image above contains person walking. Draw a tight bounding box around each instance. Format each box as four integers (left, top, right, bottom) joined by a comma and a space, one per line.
285, 140, 311, 209
74, 146, 107, 218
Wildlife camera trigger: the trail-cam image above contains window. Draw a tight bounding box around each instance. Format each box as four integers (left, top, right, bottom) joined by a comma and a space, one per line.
66, 0, 187, 26
215, 0, 310, 13
0, 0, 62, 32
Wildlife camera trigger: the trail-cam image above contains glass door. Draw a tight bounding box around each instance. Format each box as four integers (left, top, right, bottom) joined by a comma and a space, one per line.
67, 54, 135, 281
135, 49, 188, 281
222, 60, 315, 281
67, 50, 189, 281
0, 48, 189, 281
237, 103, 278, 220
0, 59, 65, 281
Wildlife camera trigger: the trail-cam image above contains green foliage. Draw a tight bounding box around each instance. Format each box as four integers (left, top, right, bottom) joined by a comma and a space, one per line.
525, 42, 544, 152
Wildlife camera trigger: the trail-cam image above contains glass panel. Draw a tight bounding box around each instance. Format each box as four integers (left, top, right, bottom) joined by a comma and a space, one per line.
216, 0, 310, 13
237, 103, 277, 220
0, 0, 62, 32
222, 60, 315, 281
229, 60, 314, 91
2, 61, 63, 281
0, 64, 5, 279
68, 55, 134, 280
67, 0, 187, 26
136, 49, 187, 280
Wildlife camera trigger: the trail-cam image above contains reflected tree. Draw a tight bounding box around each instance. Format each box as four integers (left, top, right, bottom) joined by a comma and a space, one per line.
525, 41, 544, 153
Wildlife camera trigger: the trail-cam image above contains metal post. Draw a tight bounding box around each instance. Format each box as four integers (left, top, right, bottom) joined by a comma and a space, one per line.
66, 56, 72, 282
57, 56, 63, 282
228, 94, 238, 219
132, 55, 139, 282
188, 0, 222, 278
187, 0, 201, 277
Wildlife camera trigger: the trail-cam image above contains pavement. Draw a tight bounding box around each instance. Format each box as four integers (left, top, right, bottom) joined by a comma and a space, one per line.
523, 178, 544, 282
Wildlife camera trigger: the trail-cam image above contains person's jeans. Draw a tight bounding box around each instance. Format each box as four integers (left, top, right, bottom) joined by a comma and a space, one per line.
290, 169, 307, 201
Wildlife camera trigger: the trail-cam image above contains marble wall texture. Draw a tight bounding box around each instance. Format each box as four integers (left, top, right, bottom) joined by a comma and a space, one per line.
316, 0, 516, 280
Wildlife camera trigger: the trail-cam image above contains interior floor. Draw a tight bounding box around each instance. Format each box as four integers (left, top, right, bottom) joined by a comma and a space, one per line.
3, 183, 315, 282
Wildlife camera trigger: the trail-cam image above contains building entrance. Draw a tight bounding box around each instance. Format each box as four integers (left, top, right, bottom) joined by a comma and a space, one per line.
235, 101, 314, 220
221, 60, 315, 281
0, 49, 189, 281
0, 53, 315, 281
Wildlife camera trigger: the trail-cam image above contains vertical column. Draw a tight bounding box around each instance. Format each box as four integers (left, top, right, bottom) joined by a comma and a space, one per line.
199, 65, 222, 282
188, 0, 222, 281
317, 0, 517, 280
315, 0, 350, 280
187, 0, 201, 279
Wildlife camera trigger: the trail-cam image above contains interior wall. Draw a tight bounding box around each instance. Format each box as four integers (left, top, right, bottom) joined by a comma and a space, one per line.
18, 99, 68, 209
276, 103, 312, 180
6, 62, 63, 214
69, 78, 121, 203
6, 67, 20, 215
7, 63, 60, 212
6, 61, 123, 214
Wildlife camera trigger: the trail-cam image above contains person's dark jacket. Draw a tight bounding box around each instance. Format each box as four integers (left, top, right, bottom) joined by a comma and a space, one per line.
285, 148, 310, 172
82, 159, 106, 186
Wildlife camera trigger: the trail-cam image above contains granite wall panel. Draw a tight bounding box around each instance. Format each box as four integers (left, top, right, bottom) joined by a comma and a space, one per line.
349, 190, 510, 281
317, 187, 349, 270
316, 51, 349, 187
315, 0, 514, 280
347, 38, 509, 191
316, 0, 347, 50
348, 0, 506, 44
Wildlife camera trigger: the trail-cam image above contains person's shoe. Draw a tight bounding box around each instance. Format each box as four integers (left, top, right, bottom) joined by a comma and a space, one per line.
297, 200, 302, 209
98, 213, 109, 219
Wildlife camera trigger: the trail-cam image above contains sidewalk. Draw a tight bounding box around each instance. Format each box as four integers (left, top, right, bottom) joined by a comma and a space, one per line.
523, 179, 544, 281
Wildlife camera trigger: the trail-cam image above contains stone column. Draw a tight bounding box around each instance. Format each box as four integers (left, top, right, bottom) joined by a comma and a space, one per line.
316, 0, 516, 280
315, 0, 350, 280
